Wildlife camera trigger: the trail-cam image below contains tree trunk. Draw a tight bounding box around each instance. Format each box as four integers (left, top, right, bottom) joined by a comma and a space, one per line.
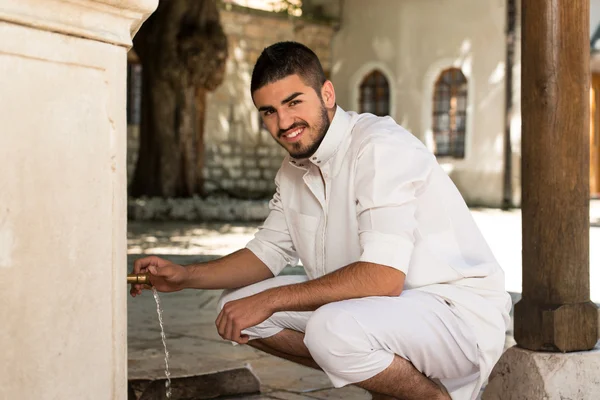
130, 0, 227, 197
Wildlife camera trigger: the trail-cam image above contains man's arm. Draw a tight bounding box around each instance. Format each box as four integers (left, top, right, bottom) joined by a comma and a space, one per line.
129, 249, 274, 295
263, 261, 405, 312
216, 261, 405, 343
184, 249, 274, 289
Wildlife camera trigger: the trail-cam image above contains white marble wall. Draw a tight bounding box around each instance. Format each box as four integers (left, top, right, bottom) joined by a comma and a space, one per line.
0, 1, 156, 398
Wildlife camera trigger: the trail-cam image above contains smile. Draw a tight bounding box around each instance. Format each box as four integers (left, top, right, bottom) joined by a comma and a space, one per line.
282, 127, 305, 142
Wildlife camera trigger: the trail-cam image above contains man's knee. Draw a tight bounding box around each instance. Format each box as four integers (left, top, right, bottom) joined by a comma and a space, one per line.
216, 285, 283, 340
304, 304, 374, 371
217, 288, 240, 312
216, 281, 265, 311
217, 276, 307, 312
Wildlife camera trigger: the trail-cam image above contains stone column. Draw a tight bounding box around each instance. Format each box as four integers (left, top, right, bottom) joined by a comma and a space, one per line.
0, 1, 156, 399
484, 1, 600, 398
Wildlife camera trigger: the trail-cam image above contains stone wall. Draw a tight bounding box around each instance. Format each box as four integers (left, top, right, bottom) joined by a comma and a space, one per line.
203, 133, 284, 196
203, 4, 336, 197
127, 4, 337, 198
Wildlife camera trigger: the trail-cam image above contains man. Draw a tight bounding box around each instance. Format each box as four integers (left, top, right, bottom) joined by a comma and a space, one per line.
131, 42, 511, 400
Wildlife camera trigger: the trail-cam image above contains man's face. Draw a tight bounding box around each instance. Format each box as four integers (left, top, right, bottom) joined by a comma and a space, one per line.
253, 74, 335, 159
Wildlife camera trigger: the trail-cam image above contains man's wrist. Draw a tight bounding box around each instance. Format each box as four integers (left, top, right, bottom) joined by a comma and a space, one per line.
262, 287, 286, 313
182, 263, 203, 289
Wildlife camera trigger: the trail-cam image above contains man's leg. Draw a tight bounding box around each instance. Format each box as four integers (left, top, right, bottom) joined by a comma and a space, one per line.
248, 328, 321, 369
301, 291, 479, 400
219, 281, 472, 399
249, 328, 449, 400
357, 356, 451, 400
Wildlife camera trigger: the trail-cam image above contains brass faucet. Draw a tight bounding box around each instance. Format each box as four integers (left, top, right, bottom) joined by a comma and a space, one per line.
127, 273, 152, 285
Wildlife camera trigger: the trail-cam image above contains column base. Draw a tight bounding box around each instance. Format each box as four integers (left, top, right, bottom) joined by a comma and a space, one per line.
482, 343, 600, 400
514, 299, 598, 351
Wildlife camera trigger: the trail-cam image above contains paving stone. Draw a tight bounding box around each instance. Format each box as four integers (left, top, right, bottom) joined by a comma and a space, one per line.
304, 386, 371, 400
247, 356, 333, 393
267, 391, 329, 400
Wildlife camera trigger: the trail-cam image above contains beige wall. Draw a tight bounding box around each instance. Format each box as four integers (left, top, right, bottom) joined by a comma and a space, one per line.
0, 1, 156, 398
332, 0, 514, 207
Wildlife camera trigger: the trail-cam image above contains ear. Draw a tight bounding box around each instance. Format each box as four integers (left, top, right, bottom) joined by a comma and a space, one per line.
320, 80, 336, 108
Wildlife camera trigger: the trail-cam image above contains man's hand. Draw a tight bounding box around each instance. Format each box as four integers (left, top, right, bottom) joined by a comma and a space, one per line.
216, 293, 275, 344
130, 255, 189, 297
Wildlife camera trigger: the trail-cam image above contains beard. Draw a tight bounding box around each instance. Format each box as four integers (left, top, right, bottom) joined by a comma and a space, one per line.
281, 104, 330, 159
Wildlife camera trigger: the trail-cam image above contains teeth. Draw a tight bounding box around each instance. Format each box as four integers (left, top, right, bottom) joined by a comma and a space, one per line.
286, 128, 303, 138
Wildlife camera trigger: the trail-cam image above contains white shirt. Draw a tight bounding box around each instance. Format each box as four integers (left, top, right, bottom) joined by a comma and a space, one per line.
246, 106, 511, 399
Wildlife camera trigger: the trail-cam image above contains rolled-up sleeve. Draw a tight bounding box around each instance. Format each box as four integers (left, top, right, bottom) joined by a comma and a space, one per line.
246, 170, 298, 276
355, 135, 434, 275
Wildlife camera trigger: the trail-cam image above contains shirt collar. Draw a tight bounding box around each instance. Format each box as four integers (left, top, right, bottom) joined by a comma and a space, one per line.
289, 105, 351, 168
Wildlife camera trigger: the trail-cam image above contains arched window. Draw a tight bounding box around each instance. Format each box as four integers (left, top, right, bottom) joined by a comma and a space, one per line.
359, 70, 390, 116
432, 68, 467, 158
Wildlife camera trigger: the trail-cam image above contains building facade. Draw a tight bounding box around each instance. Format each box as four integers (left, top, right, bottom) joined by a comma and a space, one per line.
332, 0, 600, 206
127, 0, 600, 207
331, 0, 519, 207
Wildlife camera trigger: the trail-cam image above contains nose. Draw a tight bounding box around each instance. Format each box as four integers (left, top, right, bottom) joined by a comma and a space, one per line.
278, 108, 295, 132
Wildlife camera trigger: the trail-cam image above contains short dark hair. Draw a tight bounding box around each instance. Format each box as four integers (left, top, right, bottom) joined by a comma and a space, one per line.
251, 41, 327, 96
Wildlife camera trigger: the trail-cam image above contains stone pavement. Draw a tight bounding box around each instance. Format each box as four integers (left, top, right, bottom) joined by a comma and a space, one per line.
127, 202, 600, 399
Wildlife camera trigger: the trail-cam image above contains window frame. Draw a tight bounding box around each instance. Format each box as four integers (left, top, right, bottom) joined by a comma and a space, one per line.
432, 67, 468, 159
359, 69, 391, 117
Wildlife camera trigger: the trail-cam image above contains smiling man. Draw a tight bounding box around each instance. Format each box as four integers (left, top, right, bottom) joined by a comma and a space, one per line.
131, 42, 511, 400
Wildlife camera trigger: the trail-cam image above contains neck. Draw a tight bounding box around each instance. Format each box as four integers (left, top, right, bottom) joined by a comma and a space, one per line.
327, 104, 337, 123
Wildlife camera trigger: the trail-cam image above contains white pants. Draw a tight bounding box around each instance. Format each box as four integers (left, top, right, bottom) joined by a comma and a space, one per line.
218, 276, 480, 394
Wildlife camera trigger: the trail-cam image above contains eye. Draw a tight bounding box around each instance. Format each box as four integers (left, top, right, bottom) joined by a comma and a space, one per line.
263, 109, 274, 116
289, 100, 301, 106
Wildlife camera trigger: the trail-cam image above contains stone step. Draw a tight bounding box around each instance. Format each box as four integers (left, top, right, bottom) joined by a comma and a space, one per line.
128, 365, 261, 400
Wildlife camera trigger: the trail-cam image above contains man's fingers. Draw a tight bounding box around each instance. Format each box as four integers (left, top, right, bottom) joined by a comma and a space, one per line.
226, 320, 236, 342
215, 310, 223, 331
231, 324, 244, 344
215, 303, 251, 344
239, 334, 249, 345
133, 258, 145, 274
133, 256, 159, 274
131, 256, 162, 297
216, 312, 226, 338
148, 265, 169, 278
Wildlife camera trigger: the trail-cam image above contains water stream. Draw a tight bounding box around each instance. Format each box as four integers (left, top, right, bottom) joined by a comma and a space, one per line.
152, 287, 172, 399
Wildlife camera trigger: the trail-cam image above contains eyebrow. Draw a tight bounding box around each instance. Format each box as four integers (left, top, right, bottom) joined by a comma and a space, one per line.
258, 92, 304, 112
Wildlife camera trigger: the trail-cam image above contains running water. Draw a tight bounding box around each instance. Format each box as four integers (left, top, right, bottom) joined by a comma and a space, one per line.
152, 287, 172, 399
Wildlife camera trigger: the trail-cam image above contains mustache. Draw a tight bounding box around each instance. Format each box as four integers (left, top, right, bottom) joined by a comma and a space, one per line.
278, 122, 308, 138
